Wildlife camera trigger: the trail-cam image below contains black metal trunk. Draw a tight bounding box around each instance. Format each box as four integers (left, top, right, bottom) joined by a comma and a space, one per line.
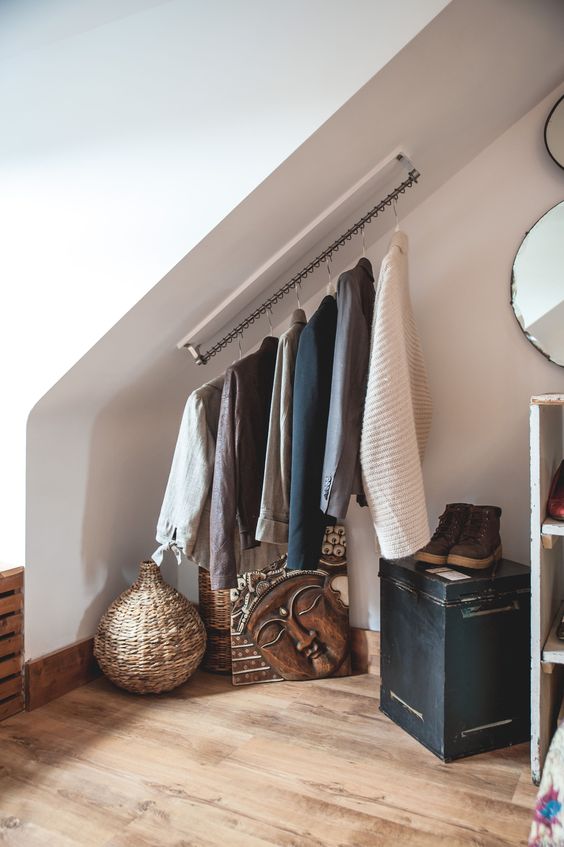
379, 557, 530, 761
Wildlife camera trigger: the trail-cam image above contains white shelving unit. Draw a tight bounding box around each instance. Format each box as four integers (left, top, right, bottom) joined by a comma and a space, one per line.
531, 394, 564, 783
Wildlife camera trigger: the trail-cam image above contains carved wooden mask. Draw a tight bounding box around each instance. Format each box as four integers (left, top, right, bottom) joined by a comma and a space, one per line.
230, 526, 351, 685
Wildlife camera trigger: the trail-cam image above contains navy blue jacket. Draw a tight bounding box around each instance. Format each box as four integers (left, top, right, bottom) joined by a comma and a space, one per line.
287, 295, 337, 570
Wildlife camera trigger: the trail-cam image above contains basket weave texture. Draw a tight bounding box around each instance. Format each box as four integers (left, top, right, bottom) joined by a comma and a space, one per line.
94, 560, 206, 693
198, 567, 232, 673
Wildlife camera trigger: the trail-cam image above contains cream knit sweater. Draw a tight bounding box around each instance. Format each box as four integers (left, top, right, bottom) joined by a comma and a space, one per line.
360, 230, 432, 559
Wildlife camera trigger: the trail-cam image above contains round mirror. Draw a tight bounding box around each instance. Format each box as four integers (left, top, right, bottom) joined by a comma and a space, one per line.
511, 201, 564, 366
545, 95, 564, 170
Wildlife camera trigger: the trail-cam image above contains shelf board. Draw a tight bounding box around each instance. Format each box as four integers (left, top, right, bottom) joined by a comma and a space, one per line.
541, 519, 564, 548
543, 519, 564, 537
531, 394, 564, 405
542, 601, 564, 667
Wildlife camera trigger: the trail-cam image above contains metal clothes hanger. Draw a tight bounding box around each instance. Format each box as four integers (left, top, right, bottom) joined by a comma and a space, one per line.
326, 254, 336, 297
291, 281, 306, 324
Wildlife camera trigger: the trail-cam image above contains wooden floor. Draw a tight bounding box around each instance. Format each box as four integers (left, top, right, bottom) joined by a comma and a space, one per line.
0, 670, 537, 846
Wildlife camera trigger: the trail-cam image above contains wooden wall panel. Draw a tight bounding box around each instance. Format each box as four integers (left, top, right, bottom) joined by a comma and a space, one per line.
0, 566, 24, 721
0, 611, 22, 637
0, 674, 24, 701
0, 633, 23, 659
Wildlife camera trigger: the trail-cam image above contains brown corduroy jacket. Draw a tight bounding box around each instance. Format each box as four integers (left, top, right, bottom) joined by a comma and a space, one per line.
209, 336, 279, 589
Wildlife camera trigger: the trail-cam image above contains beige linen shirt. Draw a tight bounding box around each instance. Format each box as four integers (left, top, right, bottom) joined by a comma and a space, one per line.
155, 375, 285, 572
154, 377, 223, 568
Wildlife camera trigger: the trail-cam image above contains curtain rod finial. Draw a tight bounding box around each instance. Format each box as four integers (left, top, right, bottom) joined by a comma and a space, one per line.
185, 343, 205, 365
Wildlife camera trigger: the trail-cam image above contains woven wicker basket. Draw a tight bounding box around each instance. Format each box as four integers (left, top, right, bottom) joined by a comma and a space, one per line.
94, 560, 206, 693
198, 567, 232, 673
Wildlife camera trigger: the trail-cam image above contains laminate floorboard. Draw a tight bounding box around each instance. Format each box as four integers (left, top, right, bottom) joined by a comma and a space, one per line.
0, 671, 537, 846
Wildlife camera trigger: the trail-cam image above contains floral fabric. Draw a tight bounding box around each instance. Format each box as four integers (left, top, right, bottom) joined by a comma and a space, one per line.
530, 725, 564, 846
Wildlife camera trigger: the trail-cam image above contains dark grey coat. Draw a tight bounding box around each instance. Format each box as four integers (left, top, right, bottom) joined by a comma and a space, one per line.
320, 257, 375, 520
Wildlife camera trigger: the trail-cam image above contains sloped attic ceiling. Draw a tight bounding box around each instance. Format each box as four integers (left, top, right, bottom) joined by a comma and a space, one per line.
33, 0, 564, 413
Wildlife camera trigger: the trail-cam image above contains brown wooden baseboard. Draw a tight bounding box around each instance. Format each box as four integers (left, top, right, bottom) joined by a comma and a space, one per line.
0, 566, 24, 721
25, 636, 101, 711
22, 625, 379, 712
350, 627, 380, 675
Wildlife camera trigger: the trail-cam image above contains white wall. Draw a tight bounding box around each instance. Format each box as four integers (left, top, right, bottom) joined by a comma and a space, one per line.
0, 0, 448, 572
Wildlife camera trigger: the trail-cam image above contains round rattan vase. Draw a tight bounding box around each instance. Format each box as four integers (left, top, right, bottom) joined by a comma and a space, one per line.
94, 560, 206, 694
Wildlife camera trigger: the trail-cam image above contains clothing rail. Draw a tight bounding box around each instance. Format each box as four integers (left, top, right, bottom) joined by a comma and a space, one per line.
185, 153, 420, 366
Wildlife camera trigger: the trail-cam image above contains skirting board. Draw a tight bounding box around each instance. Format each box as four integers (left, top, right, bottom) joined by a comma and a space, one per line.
23, 626, 379, 712
25, 637, 101, 711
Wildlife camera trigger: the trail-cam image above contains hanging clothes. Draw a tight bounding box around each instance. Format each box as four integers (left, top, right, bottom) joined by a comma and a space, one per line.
154, 375, 285, 572
360, 230, 432, 559
256, 308, 307, 545
287, 295, 337, 571
210, 336, 279, 590
154, 376, 223, 568
320, 257, 375, 520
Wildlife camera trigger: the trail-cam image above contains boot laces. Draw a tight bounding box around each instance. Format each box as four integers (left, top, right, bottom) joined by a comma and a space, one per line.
459, 509, 488, 543
432, 509, 464, 543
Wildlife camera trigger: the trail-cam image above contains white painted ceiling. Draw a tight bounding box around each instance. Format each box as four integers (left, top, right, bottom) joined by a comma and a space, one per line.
0, 0, 170, 58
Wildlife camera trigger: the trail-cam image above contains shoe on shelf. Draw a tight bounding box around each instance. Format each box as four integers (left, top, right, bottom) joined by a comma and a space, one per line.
548, 461, 564, 521
446, 505, 502, 570
416, 503, 472, 565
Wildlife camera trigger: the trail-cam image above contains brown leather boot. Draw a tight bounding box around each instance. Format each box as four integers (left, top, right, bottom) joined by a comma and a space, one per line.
447, 505, 502, 569
416, 503, 472, 565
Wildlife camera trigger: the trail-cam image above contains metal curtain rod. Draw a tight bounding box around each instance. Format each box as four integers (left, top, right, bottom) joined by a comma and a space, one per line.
185, 153, 420, 365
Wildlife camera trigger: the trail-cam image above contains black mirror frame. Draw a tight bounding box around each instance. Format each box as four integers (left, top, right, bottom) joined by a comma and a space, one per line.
544, 94, 564, 171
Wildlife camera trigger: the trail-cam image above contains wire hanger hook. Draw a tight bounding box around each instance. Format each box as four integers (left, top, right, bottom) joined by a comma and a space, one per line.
295, 281, 302, 309
361, 224, 366, 258
326, 254, 335, 296
393, 196, 399, 231
238, 331, 243, 360
267, 305, 273, 336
